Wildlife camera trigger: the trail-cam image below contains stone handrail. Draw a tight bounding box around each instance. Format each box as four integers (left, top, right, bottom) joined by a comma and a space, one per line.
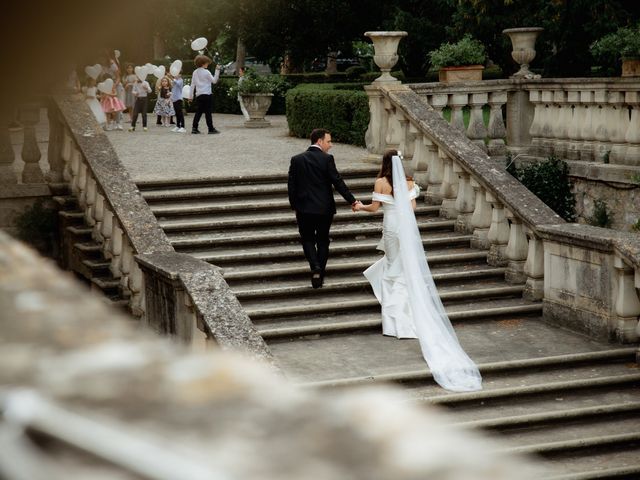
365, 82, 640, 343
50, 95, 272, 360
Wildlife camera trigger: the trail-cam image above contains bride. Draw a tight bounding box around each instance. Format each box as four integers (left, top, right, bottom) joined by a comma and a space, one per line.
355, 150, 482, 392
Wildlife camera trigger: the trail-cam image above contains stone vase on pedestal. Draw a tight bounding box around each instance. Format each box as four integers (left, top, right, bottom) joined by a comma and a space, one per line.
503, 27, 544, 78
364, 31, 408, 84
240, 93, 274, 128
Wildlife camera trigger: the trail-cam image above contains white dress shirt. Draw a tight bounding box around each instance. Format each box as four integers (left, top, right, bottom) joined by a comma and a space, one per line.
191, 67, 220, 97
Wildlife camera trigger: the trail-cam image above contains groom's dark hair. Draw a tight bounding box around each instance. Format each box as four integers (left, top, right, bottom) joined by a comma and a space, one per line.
310, 128, 330, 144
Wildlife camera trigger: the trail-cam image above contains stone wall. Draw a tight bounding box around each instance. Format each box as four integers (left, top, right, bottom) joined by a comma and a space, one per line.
0, 230, 542, 479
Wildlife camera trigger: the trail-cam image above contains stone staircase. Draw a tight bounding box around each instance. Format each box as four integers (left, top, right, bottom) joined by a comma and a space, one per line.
137, 167, 640, 479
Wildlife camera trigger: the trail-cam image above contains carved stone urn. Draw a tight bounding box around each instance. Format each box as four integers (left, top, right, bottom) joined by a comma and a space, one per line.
240, 93, 274, 128
503, 27, 544, 78
364, 31, 408, 83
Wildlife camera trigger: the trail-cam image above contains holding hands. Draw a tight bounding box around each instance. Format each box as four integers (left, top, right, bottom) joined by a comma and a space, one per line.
351, 200, 363, 212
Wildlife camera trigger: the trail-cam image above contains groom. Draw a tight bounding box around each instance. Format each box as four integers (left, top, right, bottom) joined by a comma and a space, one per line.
288, 128, 361, 288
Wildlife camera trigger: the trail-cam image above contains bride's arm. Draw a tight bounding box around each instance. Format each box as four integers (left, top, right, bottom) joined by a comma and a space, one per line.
408, 180, 417, 211
356, 179, 384, 212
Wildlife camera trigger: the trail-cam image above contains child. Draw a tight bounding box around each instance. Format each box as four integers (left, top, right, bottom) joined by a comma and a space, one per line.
129, 77, 152, 132
170, 73, 185, 132
100, 82, 126, 131
190, 55, 221, 134
84, 78, 107, 126
153, 76, 175, 127
123, 63, 137, 122
237, 66, 250, 120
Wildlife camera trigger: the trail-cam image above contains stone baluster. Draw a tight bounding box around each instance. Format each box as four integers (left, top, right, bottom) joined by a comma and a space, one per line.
425, 145, 444, 204
528, 90, 543, 156
398, 112, 413, 159
0, 122, 18, 184
539, 90, 554, 157
565, 91, 583, 160
109, 219, 124, 279
431, 94, 449, 118
101, 208, 114, 254
487, 91, 507, 157
453, 163, 475, 233
578, 90, 595, 161
438, 152, 459, 218
470, 180, 492, 249
449, 94, 468, 133
523, 228, 544, 300
61, 130, 73, 182
486, 193, 509, 266
623, 91, 640, 166
77, 161, 88, 209
384, 100, 402, 150
466, 93, 488, 152
46, 107, 65, 183
129, 262, 146, 318
410, 130, 428, 185
608, 91, 629, 164
504, 210, 528, 284
18, 104, 44, 184
364, 87, 388, 158
592, 89, 611, 162
552, 90, 569, 158
84, 176, 97, 227
69, 147, 82, 196
120, 239, 134, 292
613, 256, 640, 343
93, 192, 105, 242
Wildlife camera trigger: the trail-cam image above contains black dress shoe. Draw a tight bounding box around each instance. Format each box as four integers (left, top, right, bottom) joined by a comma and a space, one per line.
208, 128, 220, 134
311, 268, 322, 289
191, 129, 200, 134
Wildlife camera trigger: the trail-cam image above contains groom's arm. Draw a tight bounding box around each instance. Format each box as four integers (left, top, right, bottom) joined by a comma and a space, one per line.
287, 157, 297, 210
328, 156, 356, 205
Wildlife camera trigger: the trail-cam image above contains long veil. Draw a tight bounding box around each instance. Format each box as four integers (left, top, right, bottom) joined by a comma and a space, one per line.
392, 155, 482, 392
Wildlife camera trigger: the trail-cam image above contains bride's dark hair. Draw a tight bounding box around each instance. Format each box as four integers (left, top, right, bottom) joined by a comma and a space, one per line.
377, 149, 412, 195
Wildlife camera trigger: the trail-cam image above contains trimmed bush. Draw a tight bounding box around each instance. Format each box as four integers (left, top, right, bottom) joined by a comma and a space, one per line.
286, 88, 369, 146
345, 65, 368, 79
282, 72, 350, 85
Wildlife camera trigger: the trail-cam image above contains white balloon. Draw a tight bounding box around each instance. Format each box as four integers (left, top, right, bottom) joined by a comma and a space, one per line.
170, 59, 182, 76
134, 66, 148, 82
182, 85, 191, 99
97, 78, 114, 94
191, 37, 208, 51
84, 64, 102, 79
152, 65, 166, 79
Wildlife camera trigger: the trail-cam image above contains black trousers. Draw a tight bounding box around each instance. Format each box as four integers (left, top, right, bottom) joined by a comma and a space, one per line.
296, 212, 333, 271
131, 97, 148, 128
192, 94, 214, 132
173, 100, 184, 128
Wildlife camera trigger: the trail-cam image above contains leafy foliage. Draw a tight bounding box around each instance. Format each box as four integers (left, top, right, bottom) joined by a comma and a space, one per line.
508, 156, 576, 222
286, 87, 369, 146
428, 35, 486, 69
591, 24, 640, 61
587, 199, 613, 228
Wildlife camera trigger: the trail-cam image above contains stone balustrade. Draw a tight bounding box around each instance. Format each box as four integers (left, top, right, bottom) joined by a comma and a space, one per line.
365, 82, 640, 344
50, 95, 271, 360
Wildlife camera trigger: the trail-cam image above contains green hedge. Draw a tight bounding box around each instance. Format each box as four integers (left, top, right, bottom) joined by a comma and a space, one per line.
286, 88, 369, 146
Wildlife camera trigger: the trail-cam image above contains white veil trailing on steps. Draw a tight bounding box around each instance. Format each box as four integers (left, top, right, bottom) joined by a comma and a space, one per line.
391, 155, 482, 392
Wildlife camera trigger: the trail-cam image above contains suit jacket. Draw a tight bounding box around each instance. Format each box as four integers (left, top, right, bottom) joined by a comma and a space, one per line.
288, 146, 356, 215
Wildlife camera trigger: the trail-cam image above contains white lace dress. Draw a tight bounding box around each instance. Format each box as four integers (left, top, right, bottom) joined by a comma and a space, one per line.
364, 186, 420, 338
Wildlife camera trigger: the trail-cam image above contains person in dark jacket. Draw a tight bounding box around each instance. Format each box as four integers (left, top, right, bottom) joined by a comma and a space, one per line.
288, 128, 361, 288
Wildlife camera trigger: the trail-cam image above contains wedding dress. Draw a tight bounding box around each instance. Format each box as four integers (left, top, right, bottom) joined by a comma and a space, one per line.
363, 156, 482, 392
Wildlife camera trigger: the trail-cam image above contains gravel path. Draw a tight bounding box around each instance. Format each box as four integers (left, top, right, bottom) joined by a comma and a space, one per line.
106, 114, 371, 182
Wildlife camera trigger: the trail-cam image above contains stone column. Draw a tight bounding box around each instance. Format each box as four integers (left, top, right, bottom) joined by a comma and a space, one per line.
439, 153, 459, 218
552, 90, 569, 158
466, 92, 488, 152
425, 146, 444, 204
623, 91, 640, 166
487, 91, 507, 157
578, 90, 595, 162
523, 228, 544, 300
364, 86, 387, 161
384, 100, 402, 150
431, 94, 449, 118
0, 122, 17, 185
528, 90, 543, 156
453, 163, 475, 233
613, 256, 640, 343
486, 192, 509, 266
470, 180, 492, 249
506, 89, 534, 153
46, 106, 65, 183
608, 91, 629, 164
397, 113, 412, 159
592, 89, 611, 162
18, 104, 44, 184
504, 210, 528, 284
449, 94, 468, 133
566, 90, 583, 161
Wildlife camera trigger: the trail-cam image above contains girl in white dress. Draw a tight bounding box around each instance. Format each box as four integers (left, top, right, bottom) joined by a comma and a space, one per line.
83, 78, 107, 126
355, 149, 482, 392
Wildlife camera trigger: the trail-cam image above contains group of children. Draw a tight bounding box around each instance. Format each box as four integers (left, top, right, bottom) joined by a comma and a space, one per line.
84, 51, 221, 135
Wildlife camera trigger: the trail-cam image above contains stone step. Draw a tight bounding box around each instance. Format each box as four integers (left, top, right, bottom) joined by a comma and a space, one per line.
546, 450, 640, 479
91, 276, 120, 291
141, 176, 378, 202
82, 259, 111, 274
58, 211, 85, 225
231, 264, 506, 299
256, 297, 540, 339
52, 195, 78, 209
220, 247, 488, 281
158, 205, 439, 232
194, 233, 472, 266
73, 242, 102, 254
506, 430, 640, 457
136, 165, 379, 191
245, 281, 525, 321
169, 218, 456, 249
268, 318, 630, 384
66, 225, 93, 237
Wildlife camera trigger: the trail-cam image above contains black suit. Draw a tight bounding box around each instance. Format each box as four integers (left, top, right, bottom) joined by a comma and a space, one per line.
288, 146, 356, 272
